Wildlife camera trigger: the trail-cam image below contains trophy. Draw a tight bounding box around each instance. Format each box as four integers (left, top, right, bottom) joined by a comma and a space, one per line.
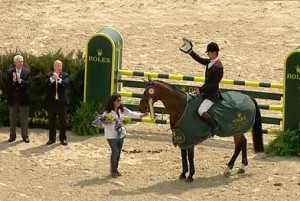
179, 38, 193, 54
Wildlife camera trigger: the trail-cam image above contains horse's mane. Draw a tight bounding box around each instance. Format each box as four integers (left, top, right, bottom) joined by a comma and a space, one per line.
153, 80, 186, 96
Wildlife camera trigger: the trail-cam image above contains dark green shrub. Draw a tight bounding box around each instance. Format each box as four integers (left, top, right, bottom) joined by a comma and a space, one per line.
29, 109, 49, 129
266, 129, 300, 157
72, 101, 104, 136
0, 100, 9, 126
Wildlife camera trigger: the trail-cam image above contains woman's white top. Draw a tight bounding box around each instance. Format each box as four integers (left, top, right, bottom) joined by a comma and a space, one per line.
101, 107, 141, 139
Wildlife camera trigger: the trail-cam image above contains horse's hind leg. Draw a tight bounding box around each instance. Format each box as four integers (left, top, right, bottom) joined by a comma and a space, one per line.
186, 146, 195, 183
237, 135, 248, 174
179, 149, 188, 180
223, 135, 244, 177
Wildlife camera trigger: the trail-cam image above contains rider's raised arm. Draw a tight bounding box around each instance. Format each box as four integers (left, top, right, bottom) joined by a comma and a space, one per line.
189, 50, 210, 66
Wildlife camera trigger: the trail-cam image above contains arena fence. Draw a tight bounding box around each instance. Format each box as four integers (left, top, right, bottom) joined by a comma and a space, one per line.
84, 27, 300, 134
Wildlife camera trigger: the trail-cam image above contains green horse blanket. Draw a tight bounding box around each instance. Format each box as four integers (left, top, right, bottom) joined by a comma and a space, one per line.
171, 91, 256, 149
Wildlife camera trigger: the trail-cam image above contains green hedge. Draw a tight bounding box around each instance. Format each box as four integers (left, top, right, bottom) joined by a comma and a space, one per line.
0, 100, 9, 127
266, 129, 300, 156
72, 101, 104, 136
0, 50, 85, 129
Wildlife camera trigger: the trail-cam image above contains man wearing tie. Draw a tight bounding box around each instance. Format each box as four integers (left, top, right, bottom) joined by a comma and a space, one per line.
0, 70, 2, 101
45, 60, 69, 146
7, 55, 31, 143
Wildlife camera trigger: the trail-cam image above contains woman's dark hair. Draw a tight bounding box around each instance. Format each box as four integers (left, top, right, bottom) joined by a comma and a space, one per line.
105, 93, 124, 113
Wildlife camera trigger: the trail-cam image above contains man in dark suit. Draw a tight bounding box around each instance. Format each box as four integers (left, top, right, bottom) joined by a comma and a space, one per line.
7, 55, 31, 143
45, 60, 69, 146
183, 41, 223, 131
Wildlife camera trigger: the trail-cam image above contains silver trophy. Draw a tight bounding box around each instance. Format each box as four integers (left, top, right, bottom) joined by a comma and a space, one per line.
179, 38, 193, 54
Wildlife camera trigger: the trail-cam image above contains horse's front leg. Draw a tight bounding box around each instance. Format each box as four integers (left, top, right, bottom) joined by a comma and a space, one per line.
179, 148, 188, 180
186, 146, 195, 182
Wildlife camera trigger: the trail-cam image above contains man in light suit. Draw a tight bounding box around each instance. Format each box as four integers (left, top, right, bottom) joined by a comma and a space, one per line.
45, 60, 70, 146
7, 55, 31, 143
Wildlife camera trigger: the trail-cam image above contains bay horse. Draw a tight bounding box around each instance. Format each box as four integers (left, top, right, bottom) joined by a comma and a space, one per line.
139, 78, 264, 182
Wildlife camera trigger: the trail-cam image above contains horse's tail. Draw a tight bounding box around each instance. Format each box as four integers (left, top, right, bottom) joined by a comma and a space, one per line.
250, 97, 264, 153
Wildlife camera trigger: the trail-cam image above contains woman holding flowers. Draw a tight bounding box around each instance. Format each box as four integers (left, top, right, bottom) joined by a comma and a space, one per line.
101, 93, 147, 178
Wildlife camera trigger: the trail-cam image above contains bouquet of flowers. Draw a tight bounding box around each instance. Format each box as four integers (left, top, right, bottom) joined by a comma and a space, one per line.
92, 113, 116, 128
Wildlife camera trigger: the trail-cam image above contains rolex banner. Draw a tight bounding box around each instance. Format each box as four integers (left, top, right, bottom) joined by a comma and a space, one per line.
84, 28, 123, 106
283, 47, 300, 131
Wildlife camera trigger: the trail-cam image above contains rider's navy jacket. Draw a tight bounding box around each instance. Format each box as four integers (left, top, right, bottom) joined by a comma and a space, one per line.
189, 51, 223, 102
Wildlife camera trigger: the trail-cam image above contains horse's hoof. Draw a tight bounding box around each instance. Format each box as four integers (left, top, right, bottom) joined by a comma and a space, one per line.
237, 168, 245, 174
185, 177, 194, 183
179, 174, 186, 180
223, 171, 231, 178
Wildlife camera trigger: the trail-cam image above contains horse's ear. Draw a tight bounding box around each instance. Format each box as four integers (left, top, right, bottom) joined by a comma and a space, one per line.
142, 78, 149, 84
143, 75, 153, 84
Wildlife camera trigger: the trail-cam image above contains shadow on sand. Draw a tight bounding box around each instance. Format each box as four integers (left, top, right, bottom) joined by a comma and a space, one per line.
109, 174, 252, 197
20, 143, 60, 157
76, 173, 251, 196
0, 140, 23, 151
75, 175, 125, 187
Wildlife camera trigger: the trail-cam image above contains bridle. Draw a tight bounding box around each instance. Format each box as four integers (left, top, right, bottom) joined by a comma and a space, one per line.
143, 80, 187, 120
144, 83, 159, 119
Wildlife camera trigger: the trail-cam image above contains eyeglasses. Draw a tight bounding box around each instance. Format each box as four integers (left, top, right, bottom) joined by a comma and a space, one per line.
116, 99, 121, 102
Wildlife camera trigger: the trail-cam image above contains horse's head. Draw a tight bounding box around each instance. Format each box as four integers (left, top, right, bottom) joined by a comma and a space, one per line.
139, 76, 160, 113
139, 76, 187, 115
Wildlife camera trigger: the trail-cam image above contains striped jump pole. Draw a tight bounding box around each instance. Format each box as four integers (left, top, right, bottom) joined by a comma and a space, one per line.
119, 70, 283, 89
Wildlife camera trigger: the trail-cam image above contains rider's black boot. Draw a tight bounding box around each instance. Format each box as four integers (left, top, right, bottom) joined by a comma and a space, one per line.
201, 112, 219, 133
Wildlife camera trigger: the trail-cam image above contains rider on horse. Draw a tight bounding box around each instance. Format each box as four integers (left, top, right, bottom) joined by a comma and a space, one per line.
182, 40, 224, 131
